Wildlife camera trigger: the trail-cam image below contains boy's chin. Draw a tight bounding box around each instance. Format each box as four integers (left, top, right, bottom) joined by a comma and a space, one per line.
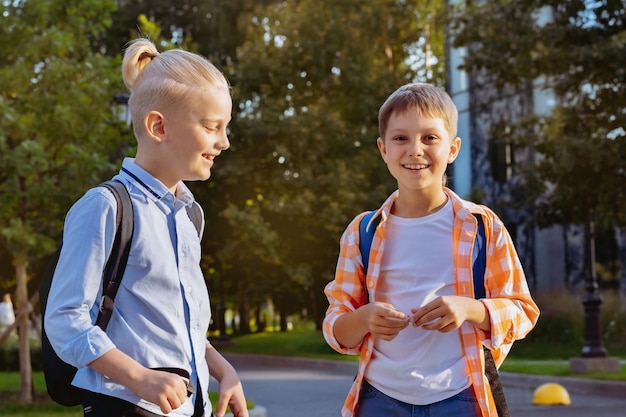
185, 171, 212, 182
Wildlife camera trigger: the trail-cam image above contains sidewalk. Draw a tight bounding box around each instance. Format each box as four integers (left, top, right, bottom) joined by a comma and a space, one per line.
221, 353, 626, 417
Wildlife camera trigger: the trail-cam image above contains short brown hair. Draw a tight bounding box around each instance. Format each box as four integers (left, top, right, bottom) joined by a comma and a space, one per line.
378, 83, 458, 139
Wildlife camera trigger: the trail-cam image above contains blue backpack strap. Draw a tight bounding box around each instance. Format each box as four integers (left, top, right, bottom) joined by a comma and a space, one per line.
472, 214, 487, 299
359, 210, 487, 298
358, 211, 378, 276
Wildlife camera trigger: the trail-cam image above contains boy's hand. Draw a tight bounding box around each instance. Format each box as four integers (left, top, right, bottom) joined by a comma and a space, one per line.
360, 302, 410, 341
88, 349, 190, 415
214, 373, 248, 417
410, 296, 489, 332
130, 368, 189, 414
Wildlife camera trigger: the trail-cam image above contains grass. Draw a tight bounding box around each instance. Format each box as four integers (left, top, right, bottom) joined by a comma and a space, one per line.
0, 372, 81, 416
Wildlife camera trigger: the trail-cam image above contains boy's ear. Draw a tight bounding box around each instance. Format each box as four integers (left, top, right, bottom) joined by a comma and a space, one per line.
144, 111, 167, 143
377, 137, 387, 160
447, 136, 462, 163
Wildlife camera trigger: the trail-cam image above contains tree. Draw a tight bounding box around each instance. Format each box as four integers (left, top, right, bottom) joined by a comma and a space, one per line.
214, 0, 447, 329
0, 0, 128, 402
103, 0, 290, 333
101, 0, 281, 66
98, 0, 448, 331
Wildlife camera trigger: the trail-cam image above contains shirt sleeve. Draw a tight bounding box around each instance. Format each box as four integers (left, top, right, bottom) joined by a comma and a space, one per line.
480, 211, 540, 365
44, 188, 118, 368
322, 215, 369, 355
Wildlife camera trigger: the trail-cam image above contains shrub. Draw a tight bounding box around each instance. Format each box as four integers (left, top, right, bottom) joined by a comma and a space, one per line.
510, 289, 626, 358
0, 343, 42, 372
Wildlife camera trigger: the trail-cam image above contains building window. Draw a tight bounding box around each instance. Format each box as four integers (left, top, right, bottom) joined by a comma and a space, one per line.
489, 137, 514, 183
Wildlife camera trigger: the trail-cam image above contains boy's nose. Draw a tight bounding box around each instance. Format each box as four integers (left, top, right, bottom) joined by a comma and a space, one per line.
218, 131, 230, 151
409, 140, 424, 157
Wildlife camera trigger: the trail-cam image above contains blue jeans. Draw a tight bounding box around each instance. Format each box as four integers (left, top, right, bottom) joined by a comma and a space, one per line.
358, 381, 482, 417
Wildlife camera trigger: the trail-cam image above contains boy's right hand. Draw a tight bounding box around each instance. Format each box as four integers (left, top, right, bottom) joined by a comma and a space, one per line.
130, 368, 189, 414
88, 349, 189, 414
359, 302, 409, 341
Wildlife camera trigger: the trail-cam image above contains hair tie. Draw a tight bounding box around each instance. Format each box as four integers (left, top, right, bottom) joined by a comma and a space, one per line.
138, 51, 159, 62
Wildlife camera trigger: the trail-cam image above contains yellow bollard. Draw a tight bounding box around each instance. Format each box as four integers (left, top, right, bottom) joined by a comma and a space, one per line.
532, 383, 571, 406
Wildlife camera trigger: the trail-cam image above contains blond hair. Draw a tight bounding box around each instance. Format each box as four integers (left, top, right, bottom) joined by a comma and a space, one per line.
122, 38, 229, 126
378, 83, 458, 140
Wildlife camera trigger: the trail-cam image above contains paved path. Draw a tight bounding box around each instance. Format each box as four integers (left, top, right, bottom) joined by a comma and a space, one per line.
217, 353, 626, 417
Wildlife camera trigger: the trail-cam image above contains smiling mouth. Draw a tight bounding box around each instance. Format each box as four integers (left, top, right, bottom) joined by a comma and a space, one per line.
202, 154, 215, 164
403, 164, 429, 171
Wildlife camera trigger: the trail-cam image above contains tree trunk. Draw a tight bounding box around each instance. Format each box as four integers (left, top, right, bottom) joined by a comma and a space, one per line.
13, 256, 32, 404
615, 227, 626, 312
279, 308, 288, 332
238, 279, 250, 334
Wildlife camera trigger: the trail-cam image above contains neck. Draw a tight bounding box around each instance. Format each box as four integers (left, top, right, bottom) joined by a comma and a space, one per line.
134, 151, 179, 194
392, 189, 448, 218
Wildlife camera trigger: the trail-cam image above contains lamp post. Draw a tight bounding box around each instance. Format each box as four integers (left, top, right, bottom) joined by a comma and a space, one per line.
580, 220, 607, 357
111, 92, 131, 126
569, 220, 620, 373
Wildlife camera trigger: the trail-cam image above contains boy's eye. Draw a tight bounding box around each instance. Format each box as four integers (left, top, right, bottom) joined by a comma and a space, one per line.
424, 135, 438, 142
393, 136, 407, 142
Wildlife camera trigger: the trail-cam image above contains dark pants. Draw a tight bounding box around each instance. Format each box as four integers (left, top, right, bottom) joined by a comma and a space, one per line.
82, 390, 206, 417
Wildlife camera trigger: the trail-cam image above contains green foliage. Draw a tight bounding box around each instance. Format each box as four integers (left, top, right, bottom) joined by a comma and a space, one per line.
197, 0, 447, 329
100, 0, 449, 331
0, 343, 42, 372
0, 0, 130, 266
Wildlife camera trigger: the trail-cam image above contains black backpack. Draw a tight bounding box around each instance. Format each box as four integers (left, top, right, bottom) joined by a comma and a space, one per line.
39, 179, 205, 406
39, 180, 134, 406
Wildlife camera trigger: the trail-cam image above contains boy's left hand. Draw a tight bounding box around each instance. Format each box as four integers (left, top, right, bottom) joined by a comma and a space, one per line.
214, 374, 248, 417
410, 296, 488, 332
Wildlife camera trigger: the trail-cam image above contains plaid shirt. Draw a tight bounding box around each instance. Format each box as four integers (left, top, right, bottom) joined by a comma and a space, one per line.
323, 188, 539, 417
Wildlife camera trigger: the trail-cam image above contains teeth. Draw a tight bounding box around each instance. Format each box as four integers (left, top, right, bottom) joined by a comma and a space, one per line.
404, 164, 427, 170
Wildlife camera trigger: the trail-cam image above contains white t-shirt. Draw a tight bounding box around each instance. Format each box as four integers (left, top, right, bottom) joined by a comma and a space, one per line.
364, 199, 471, 405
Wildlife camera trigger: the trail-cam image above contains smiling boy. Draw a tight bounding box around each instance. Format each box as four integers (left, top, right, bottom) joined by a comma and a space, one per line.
323, 83, 539, 417
45, 39, 247, 417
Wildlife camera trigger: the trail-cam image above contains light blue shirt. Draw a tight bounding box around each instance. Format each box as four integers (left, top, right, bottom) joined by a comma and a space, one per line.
45, 158, 212, 416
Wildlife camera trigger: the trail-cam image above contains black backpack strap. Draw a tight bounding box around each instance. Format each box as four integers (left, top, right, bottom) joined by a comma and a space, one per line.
472, 213, 510, 417
472, 214, 487, 298
95, 180, 134, 330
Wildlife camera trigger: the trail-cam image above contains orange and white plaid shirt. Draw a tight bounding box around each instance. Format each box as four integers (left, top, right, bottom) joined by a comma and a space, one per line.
323, 188, 539, 417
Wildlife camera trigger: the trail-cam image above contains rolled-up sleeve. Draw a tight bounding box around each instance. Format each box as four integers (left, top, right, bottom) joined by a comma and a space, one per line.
323, 215, 370, 355
481, 213, 540, 364
44, 189, 118, 368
